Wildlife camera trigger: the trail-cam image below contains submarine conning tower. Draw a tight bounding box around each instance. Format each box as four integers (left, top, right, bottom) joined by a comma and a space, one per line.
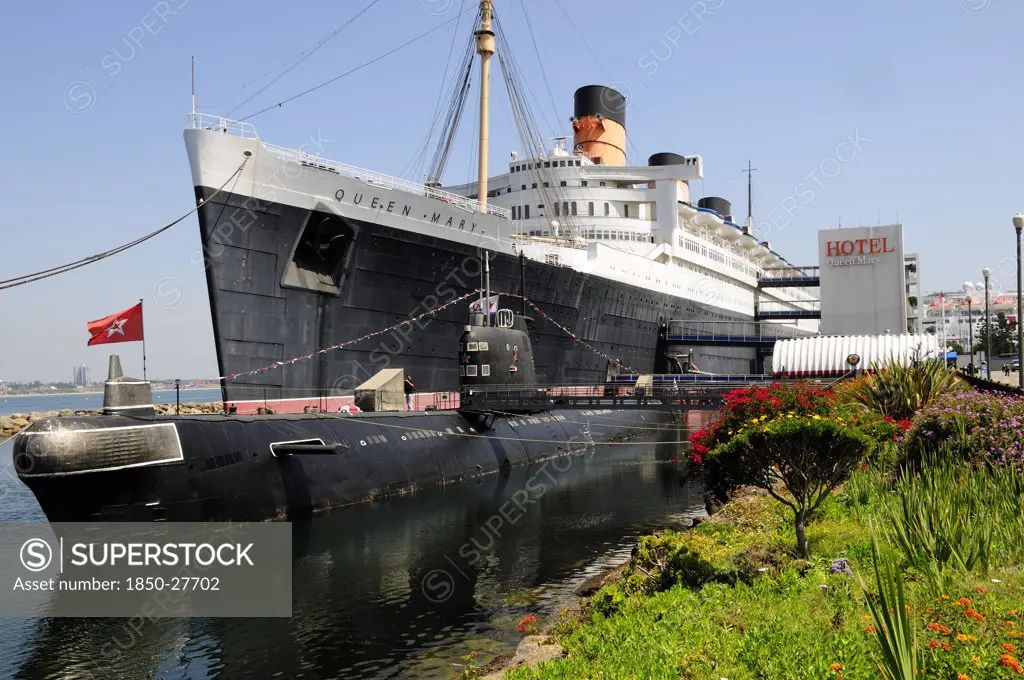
458, 309, 537, 390
102, 354, 154, 416
572, 85, 626, 167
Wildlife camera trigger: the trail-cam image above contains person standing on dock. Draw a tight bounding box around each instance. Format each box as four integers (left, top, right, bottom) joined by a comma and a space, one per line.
404, 373, 416, 411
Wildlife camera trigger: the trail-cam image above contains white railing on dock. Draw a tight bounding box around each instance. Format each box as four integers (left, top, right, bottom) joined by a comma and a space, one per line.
186, 113, 512, 220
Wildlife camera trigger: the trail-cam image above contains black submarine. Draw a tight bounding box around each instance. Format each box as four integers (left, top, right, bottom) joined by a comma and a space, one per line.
12, 307, 679, 522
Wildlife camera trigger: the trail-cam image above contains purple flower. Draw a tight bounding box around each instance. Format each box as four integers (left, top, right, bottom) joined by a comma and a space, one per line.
829, 558, 853, 577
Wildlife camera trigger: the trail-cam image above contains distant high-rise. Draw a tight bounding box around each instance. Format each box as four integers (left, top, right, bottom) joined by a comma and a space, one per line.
73, 365, 90, 387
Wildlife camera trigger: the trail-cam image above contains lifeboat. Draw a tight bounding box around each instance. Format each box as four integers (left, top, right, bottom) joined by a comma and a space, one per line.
678, 202, 698, 221
720, 219, 743, 241
740, 232, 760, 251
696, 207, 724, 230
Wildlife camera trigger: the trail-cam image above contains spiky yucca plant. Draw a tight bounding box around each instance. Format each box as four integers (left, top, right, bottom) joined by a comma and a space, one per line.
851, 352, 965, 421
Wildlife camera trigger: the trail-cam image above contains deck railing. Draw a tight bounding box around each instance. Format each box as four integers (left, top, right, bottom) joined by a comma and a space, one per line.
186, 113, 511, 220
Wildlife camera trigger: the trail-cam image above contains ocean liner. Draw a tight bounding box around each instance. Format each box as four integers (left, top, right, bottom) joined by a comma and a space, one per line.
185, 1, 817, 405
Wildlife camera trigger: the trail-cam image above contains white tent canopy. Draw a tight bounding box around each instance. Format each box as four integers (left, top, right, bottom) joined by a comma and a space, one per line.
771, 334, 942, 377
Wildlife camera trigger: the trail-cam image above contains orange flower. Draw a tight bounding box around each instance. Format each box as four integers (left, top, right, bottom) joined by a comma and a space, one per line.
965, 609, 984, 622
865, 625, 877, 634
971, 657, 981, 663
957, 674, 970, 680
975, 586, 989, 594
1000, 654, 1024, 674
928, 623, 953, 634
1006, 644, 1017, 653
959, 598, 973, 606
957, 634, 969, 642
942, 642, 952, 651
928, 639, 940, 649
831, 663, 842, 671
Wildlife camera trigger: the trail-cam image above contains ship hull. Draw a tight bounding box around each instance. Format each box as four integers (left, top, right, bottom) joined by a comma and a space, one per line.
195, 186, 758, 402
14, 410, 678, 522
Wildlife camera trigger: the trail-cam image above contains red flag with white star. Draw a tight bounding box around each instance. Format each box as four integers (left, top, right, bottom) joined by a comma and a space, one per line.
86, 303, 144, 345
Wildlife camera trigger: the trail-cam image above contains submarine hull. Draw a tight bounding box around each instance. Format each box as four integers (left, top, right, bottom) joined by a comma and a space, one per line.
13, 409, 677, 522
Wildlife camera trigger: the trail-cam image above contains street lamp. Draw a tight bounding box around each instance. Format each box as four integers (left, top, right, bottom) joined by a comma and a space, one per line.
966, 294, 974, 374
983, 267, 991, 379
1015, 214, 1024, 388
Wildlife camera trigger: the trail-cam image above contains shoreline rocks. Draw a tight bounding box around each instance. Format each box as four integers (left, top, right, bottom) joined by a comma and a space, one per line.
0, 403, 224, 439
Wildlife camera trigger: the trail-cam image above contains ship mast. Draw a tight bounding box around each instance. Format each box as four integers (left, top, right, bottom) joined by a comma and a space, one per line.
475, 0, 495, 211
742, 160, 757, 229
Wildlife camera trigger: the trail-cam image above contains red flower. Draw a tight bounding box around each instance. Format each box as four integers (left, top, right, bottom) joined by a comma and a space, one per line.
670, 457, 680, 464
884, 415, 895, 423
690, 453, 702, 465
517, 615, 537, 632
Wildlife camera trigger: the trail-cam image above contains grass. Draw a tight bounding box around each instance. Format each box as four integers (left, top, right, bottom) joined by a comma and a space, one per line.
504, 470, 1024, 680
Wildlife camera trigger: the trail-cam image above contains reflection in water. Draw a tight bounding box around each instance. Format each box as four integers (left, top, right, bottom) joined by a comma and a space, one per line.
0, 413, 710, 679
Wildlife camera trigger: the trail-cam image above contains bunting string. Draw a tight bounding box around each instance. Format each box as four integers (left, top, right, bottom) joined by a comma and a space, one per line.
500, 292, 637, 374
218, 290, 636, 382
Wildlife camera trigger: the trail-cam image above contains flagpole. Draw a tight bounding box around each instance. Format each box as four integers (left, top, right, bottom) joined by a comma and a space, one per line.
139, 298, 147, 381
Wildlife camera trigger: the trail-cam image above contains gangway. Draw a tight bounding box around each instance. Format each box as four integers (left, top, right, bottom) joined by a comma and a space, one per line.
665, 320, 815, 348
758, 265, 820, 288
755, 299, 821, 321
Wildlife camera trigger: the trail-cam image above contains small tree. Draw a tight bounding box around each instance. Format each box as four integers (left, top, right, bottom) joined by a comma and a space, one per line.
688, 382, 836, 505
707, 416, 874, 557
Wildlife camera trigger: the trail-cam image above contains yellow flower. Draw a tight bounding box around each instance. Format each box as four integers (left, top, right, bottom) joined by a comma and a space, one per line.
971, 657, 981, 663
957, 634, 969, 642
830, 663, 842, 671
812, 414, 821, 420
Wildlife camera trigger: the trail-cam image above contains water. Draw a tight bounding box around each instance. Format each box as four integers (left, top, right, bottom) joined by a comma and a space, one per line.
0, 389, 222, 416
0, 413, 710, 680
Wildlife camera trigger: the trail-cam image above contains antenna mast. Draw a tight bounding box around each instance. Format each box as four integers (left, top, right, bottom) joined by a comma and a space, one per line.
475, 1, 495, 211
742, 160, 757, 228
191, 56, 196, 116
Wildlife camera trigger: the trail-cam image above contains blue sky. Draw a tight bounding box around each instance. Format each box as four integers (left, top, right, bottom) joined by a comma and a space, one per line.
1, 0, 1022, 382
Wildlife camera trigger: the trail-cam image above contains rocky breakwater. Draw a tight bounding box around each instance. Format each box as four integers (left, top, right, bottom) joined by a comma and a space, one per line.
0, 403, 224, 438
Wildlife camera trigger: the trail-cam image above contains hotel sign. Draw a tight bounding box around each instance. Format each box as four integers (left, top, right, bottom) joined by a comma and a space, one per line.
824, 237, 896, 267
818, 225, 907, 335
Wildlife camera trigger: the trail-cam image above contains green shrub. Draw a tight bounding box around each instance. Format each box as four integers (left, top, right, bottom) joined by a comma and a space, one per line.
587, 583, 627, 618
706, 416, 874, 557
688, 382, 837, 503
